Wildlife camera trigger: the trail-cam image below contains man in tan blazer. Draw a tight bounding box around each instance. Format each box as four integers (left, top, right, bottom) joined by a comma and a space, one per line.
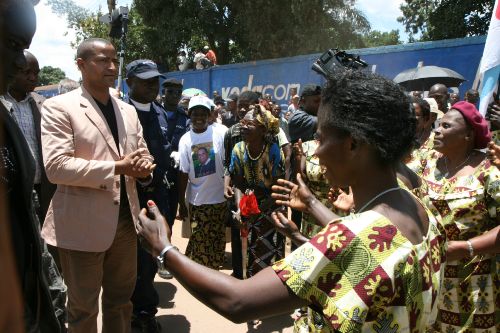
41, 38, 155, 333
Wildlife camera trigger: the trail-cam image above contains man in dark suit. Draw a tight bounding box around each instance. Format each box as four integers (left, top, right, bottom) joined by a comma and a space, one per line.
125, 59, 173, 333
3, 50, 57, 222
2, 49, 67, 326
0, 0, 63, 331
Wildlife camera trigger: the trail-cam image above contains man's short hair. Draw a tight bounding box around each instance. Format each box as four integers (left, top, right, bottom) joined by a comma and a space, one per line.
76, 38, 113, 60
239, 91, 259, 104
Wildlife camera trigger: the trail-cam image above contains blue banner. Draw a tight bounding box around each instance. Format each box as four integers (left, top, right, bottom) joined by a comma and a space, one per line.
162, 36, 486, 108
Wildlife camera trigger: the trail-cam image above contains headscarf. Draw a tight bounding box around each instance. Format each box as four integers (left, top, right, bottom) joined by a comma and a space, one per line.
253, 104, 280, 136
451, 101, 491, 149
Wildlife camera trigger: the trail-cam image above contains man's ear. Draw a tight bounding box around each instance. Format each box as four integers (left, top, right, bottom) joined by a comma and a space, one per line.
76, 58, 84, 71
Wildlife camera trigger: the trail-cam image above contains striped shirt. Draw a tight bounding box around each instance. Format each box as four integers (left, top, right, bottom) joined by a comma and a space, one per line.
0, 93, 41, 184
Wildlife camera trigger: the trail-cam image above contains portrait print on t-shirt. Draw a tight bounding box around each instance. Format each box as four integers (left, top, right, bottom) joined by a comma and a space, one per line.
192, 142, 216, 178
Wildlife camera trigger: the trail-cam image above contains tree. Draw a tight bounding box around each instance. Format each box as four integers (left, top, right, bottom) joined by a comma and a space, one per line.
38, 66, 66, 86
397, 0, 493, 41
46, 0, 159, 66
361, 30, 401, 48
133, 0, 370, 66
49, 0, 371, 70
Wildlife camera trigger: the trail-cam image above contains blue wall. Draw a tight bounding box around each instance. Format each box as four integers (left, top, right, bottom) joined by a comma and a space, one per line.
160, 36, 486, 107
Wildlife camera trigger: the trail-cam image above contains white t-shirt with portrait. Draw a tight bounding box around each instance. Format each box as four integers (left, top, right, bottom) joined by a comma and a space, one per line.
179, 125, 226, 205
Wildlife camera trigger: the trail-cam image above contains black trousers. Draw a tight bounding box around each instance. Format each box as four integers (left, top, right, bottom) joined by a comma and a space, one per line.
131, 191, 175, 318
131, 242, 159, 317
228, 201, 243, 279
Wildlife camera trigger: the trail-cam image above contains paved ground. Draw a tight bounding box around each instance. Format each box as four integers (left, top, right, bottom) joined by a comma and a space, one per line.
98, 220, 295, 333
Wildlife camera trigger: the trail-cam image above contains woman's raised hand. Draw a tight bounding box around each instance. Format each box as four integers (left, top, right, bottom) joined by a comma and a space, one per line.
271, 173, 314, 212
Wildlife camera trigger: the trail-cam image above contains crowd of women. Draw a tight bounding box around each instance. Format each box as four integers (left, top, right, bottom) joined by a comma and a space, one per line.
138, 69, 499, 333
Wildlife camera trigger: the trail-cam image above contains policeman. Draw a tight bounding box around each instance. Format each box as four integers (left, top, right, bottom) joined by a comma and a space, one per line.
125, 60, 187, 333
161, 78, 190, 226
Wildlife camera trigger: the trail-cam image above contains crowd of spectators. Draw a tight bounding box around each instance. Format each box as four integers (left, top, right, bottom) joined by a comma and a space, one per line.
1, 2, 499, 333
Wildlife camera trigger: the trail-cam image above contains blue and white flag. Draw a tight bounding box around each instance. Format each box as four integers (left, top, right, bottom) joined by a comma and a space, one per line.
479, 0, 500, 115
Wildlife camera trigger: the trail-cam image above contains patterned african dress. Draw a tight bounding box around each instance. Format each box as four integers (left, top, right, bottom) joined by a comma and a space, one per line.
295, 140, 349, 332
229, 141, 285, 277
407, 132, 435, 174
417, 150, 500, 332
273, 208, 446, 333
300, 140, 346, 238
185, 202, 228, 269
492, 130, 500, 146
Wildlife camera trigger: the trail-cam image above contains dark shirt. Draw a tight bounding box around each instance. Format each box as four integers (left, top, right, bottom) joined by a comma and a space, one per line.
133, 101, 173, 217
164, 105, 190, 151
221, 111, 238, 128
1, 130, 28, 283
94, 98, 130, 218
1, 99, 62, 332
288, 108, 317, 143
223, 123, 243, 176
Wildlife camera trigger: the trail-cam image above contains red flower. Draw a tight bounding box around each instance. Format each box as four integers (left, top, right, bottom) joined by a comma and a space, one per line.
239, 192, 261, 216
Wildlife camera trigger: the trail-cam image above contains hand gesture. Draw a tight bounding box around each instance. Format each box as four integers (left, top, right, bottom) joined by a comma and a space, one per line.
271, 173, 315, 212
330, 187, 354, 213
117, 148, 156, 178
133, 157, 156, 179
270, 210, 300, 240
224, 184, 235, 199
136, 200, 172, 257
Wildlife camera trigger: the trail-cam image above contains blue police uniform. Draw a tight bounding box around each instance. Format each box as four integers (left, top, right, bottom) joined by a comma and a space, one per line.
130, 99, 189, 321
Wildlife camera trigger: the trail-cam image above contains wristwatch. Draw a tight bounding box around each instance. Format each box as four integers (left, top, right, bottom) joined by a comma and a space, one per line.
156, 245, 178, 270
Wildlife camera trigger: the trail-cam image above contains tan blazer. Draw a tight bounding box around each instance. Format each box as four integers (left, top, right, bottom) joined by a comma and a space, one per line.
41, 87, 152, 252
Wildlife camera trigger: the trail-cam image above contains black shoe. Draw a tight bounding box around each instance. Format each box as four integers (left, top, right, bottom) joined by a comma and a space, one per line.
132, 316, 162, 333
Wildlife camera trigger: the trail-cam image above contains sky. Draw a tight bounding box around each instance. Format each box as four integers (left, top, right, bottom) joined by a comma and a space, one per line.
29, 0, 406, 81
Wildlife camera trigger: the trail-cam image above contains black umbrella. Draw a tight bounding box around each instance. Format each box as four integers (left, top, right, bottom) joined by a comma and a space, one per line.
393, 65, 466, 91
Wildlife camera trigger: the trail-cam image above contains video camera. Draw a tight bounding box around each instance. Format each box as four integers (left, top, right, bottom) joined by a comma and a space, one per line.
312, 48, 368, 79
99, 6, 129, 39
99, 6, 130, 97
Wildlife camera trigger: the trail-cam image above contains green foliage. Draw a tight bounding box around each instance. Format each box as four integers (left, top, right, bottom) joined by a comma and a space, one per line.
46, 0, 157, 65
361, 30, 401, 48
38, 66, 66, 86
49, 0, 371, 70
397, 0, 493, 41
133, 0, 370, 67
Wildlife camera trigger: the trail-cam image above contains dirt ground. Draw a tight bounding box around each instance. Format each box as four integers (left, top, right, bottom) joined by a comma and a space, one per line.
96, 220, 295, 333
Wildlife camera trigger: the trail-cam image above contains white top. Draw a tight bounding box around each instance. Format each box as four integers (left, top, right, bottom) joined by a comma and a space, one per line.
211, 122, 228, 133
130, 99, 151, 112
179, 125, 226, 205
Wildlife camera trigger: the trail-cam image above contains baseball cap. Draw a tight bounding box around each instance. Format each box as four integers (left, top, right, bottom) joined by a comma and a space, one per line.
301, 84, 322, 97
162, 78, 183, 88
126, 59, 164, 79
189, 95, 214, 111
